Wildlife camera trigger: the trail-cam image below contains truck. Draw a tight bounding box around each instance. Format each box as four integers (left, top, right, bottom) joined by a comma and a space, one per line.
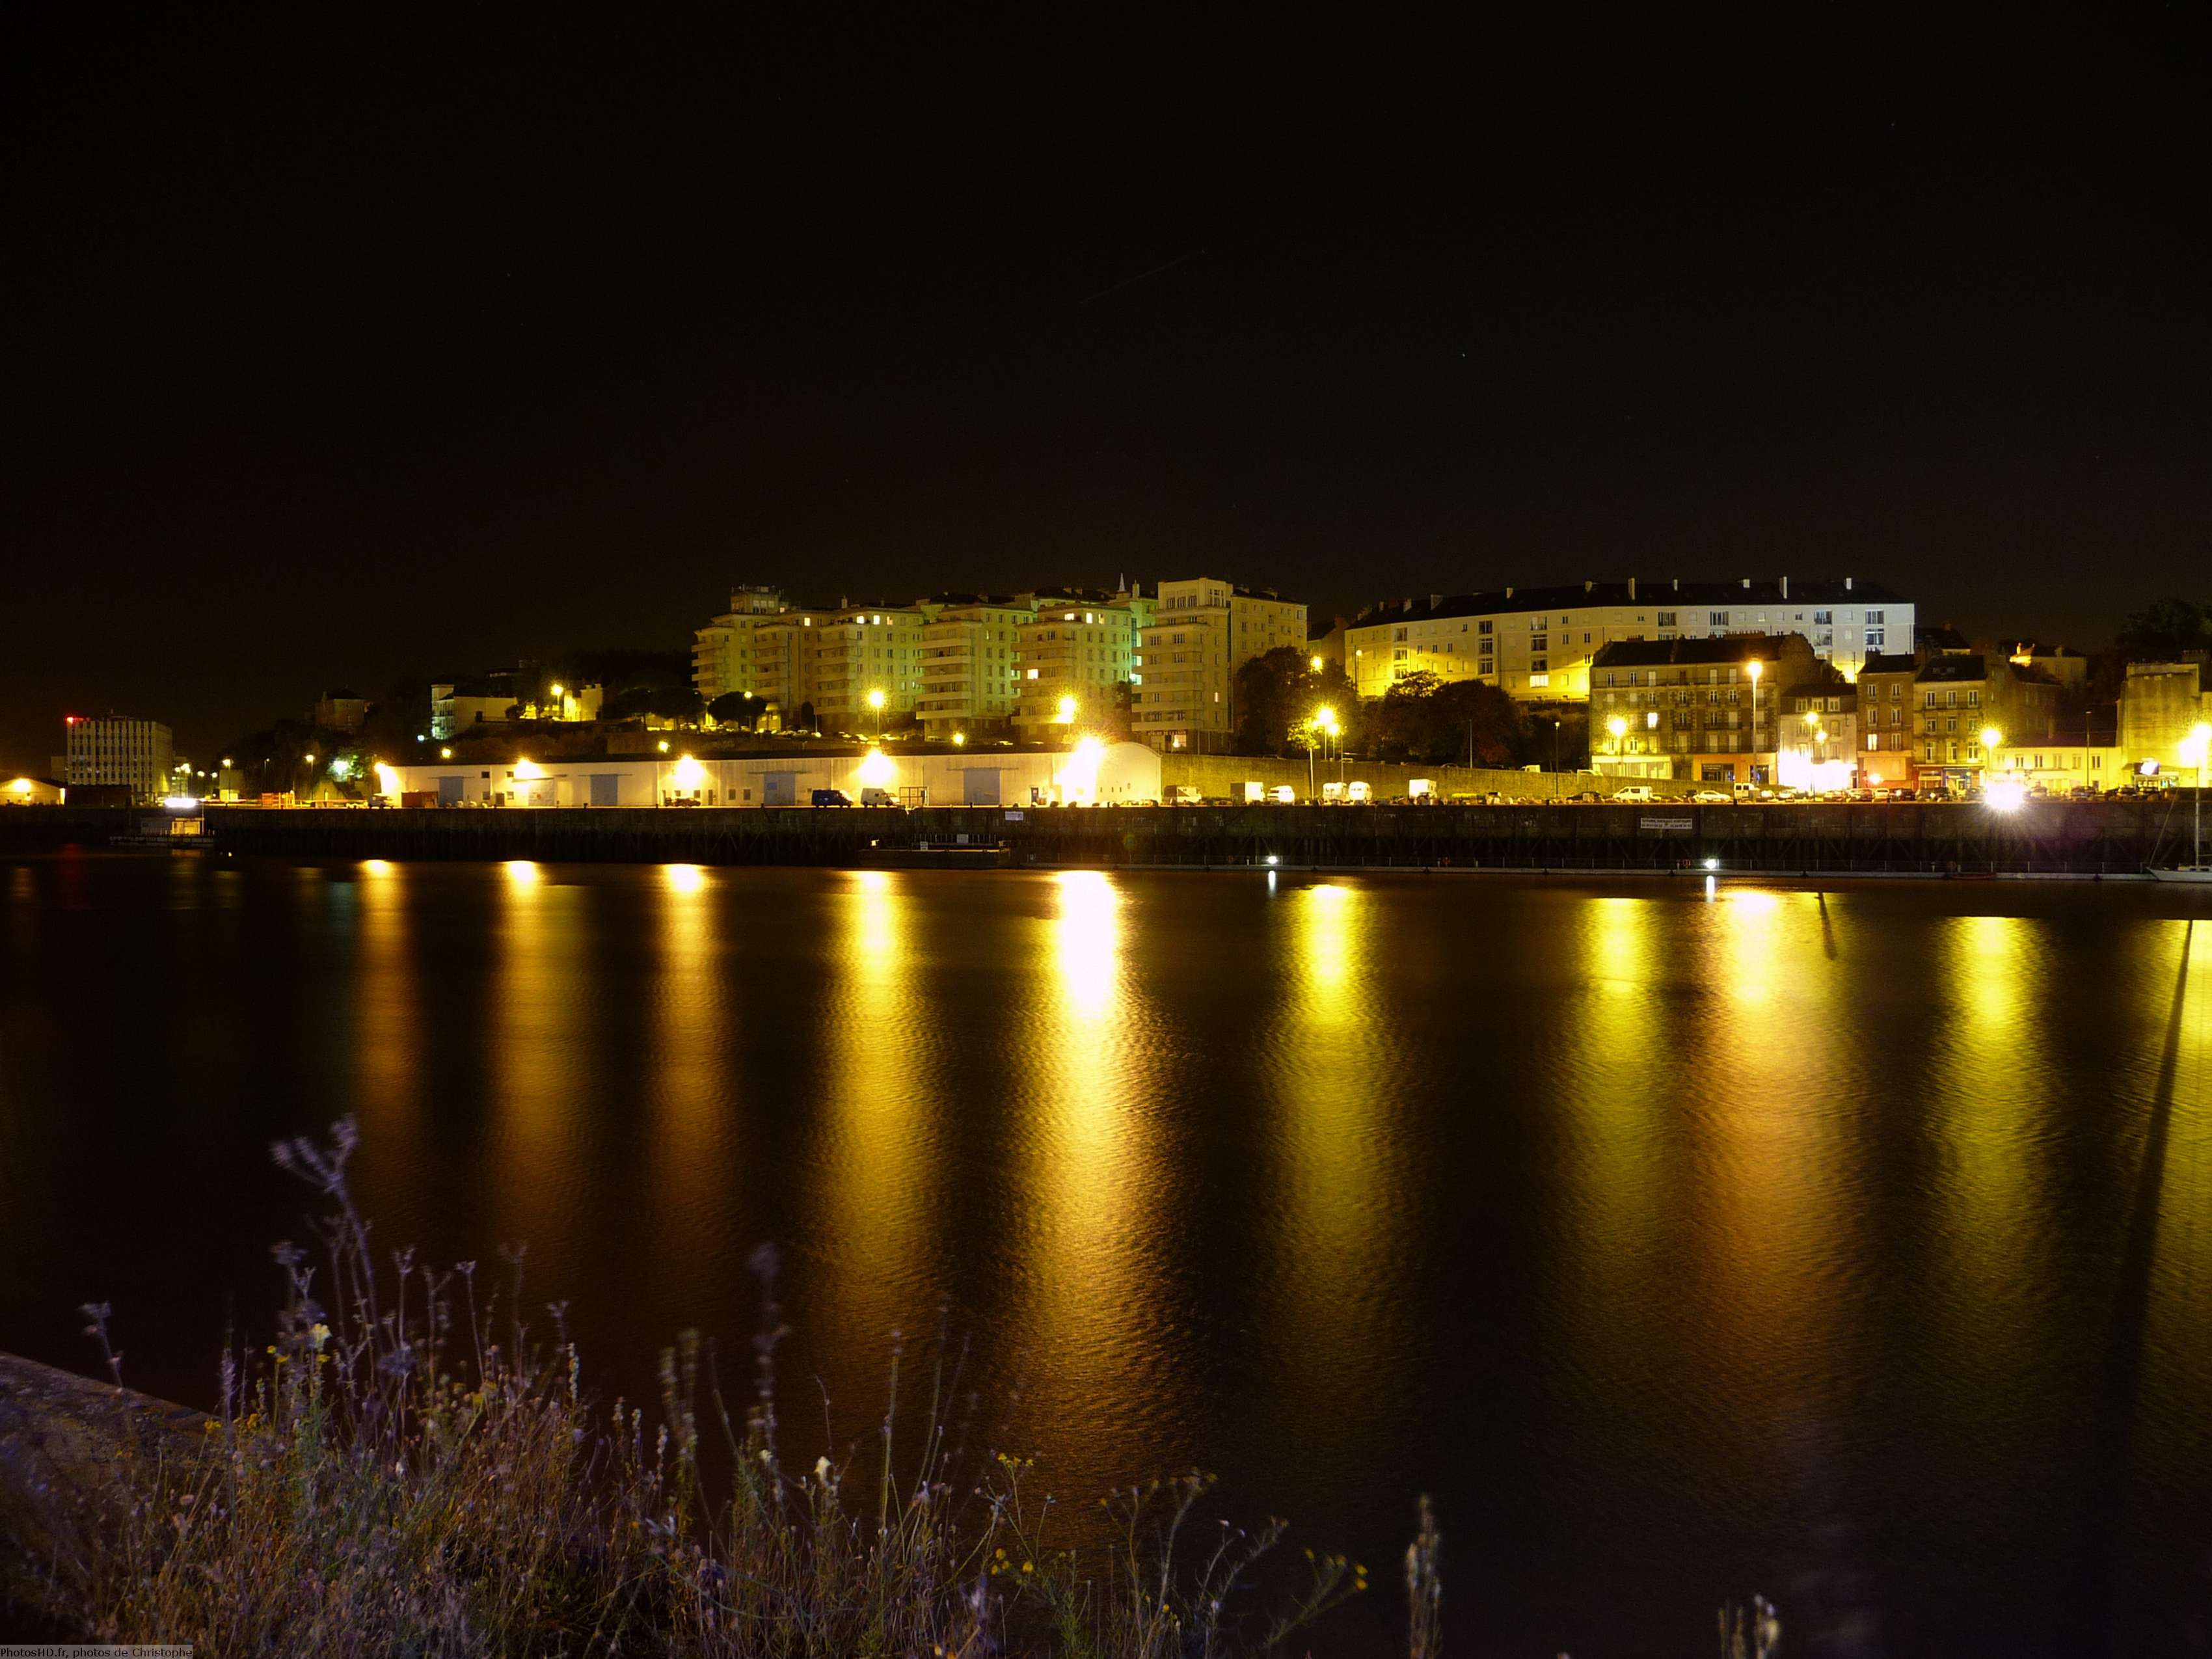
811, 789, 853, 807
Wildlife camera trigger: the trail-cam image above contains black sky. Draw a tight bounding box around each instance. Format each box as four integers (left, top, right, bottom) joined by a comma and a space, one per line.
4, 10, 2206, 769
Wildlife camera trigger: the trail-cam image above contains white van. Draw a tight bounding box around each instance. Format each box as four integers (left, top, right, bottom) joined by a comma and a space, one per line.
1612, 785, 1655, 803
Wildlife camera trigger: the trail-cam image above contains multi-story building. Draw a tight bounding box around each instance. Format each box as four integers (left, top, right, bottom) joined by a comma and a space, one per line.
1997, 640, 2089, 692
808, 602, 939, 731
314, 690, 370, 732
1909, 654, 2060, 788
1855, 651, 1920, 789
1778, 686, 1861, 790
691, 586, 792, 705
64, 714, 174, 802
431, 675, 518, 740
917, 595, 1034, 739
1587, 634, 1818, 783
1014, 589, 1155, 735
2120, 660, 2212, 779
1132, 578, 1306, 750
1345, 577, 1913, 705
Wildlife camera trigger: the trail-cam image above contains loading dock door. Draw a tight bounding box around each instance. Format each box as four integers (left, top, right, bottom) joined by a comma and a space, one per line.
589, 774, 620, 807
437, 775, 465, 805
762, 771, 797, 807
962, 768, 1000, 805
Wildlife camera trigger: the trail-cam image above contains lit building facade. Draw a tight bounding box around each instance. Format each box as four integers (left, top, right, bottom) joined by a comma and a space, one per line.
917, 597, 1033, 739
1778, 688, 1861, 790
1132, 578, 1306, 750
64, 715, 175, 802
808, 603, 938, 729
2120, 660, 2212, 780
1345, 577, 1913, 705
1014, 591, 1155, 735
692, 586, 795, 706
1854, 652, 1919, 789
1587, 634, 1818, 783
1910, 654, 2060, 788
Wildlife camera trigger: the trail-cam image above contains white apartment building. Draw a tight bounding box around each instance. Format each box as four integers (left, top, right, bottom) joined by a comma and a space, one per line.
808, 603, 938, 729
917, 597, 1033, 738
64, 715, 174, 801
1132, 578, 1307, 750
1344, 577, 1912, 704
691, 586, 792, 705
1012, 590, 1156, 735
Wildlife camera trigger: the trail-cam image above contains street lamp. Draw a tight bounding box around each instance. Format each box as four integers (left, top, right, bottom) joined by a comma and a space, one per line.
1980, 725, 2003, 780
1310, 654, 1325, 674
1319, 706, 1342, 787
549, 682, 565, 720
952, 731, 967, 748
867, 687, 887, 739
1056, 694, 1078, 725
2181, 722, 2211, 865
1746, 660, 1762, 787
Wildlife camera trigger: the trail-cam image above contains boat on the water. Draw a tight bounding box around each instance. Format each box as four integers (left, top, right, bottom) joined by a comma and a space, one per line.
2148, 865, 2212, 884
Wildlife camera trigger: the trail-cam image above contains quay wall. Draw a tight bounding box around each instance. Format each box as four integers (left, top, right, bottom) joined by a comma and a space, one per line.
3, 800, 2204, 875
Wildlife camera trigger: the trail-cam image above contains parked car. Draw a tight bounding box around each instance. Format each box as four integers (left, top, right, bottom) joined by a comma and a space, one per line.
859, 787, 895, 807
1612, 785, 1656, 803
811, 789, 853, 807
1691, 789, 1731, 803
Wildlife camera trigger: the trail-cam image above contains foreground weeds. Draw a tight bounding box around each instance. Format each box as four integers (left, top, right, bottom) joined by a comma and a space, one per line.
36, 1118, 1777, 1656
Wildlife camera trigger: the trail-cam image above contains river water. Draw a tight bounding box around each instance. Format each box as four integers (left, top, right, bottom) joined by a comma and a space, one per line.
4, 853, 2211, 1654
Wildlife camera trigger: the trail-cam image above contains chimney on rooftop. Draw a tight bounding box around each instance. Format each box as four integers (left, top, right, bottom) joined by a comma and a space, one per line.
1628, 576, 1636, 600
1584, 579, 1593, 594
1846, 576, 1854, 591
1740, 578, 1751, 590
1781, 575, 1788, 599
1505, 586, 1515, 599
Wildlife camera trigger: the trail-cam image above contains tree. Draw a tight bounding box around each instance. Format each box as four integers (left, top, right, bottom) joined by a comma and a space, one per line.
2116, 597, 2212, 663
708, 692, 765, 729
1234, 647, 1357, 755
601, 685, 706, 723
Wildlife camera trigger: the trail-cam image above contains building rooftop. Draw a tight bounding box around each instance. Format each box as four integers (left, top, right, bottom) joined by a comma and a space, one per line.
1591, 634, 1808, 669
1915, 654, 1988, 682
1350, 576, 1909, 628
1859, 652, 1918, 676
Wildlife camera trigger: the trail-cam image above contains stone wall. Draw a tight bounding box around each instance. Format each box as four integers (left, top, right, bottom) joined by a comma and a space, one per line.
1157, 753, 1704, 800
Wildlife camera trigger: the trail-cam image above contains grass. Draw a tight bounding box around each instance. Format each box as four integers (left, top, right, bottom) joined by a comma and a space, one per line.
29, 1118, 1776, 1656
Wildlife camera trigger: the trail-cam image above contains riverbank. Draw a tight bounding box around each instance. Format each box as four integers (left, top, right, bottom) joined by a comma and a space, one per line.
3, 796, 2205, 878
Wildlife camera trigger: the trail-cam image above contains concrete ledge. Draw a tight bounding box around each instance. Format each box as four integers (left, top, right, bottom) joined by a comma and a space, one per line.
0, 1351, 207, 1634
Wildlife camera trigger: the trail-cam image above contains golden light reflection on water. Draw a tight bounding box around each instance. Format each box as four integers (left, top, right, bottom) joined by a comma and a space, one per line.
1560, 897, 1668, 1349
815, 870, 937, 1329
351, 861, 420, 1163
649, 866, 723, 1214
1681, 889, 1854, 1416
487, 862, 589, 1247
1259, 880, 1399, 1438
1030, 873, 1161, 1380
1926, 911, 2053, 1384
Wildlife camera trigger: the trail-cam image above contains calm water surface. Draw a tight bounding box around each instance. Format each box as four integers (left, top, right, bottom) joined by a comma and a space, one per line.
5, 854, 2212, 1655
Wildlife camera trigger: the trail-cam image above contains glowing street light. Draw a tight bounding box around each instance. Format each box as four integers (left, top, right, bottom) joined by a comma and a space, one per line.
438, 746, 454, 759
1312, 705, 1343, 793
1746, 660, 1763, 789
867, 687, 887, 740
1310, 654, 1325, 673
1056, 694, 1078, 725
951, 731, 967, 747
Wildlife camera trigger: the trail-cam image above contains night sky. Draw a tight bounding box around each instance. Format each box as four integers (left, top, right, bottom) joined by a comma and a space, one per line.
4, 12, 2205, 770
